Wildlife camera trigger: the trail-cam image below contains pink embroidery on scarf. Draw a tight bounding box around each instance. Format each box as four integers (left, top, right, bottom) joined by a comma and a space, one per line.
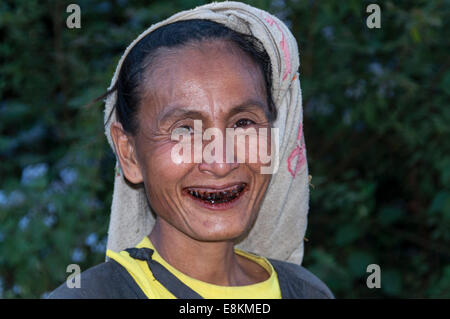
287, 122, 306, 178
264, 15, 291, 81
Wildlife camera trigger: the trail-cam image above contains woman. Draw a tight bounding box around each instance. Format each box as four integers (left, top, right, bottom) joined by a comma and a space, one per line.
49, 1, 333, 299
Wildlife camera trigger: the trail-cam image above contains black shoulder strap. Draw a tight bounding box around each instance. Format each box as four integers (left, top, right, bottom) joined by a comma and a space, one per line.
125, 247, 204, 299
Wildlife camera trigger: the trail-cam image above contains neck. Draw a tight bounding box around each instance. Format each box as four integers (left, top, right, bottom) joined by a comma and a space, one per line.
148, 218, 254, 286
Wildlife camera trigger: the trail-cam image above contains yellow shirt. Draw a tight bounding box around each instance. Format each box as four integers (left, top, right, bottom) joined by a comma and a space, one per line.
106, 237, 282, 299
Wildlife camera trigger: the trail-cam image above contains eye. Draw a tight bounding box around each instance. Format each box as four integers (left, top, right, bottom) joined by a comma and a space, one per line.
180, 125, 194, 132
173, 125, 194, 136
234, 119, 255, 128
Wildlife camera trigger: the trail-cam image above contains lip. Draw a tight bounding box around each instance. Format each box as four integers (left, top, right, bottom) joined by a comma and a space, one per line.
183, 182, 247, 192
182, 182, 249, 211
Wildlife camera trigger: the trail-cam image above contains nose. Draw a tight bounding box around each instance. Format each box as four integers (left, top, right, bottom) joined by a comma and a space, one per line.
198, 161, 239, 178
197, 129, 239, 177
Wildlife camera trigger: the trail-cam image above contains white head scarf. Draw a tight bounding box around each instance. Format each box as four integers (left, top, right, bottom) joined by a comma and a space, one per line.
104, 1, 309, 264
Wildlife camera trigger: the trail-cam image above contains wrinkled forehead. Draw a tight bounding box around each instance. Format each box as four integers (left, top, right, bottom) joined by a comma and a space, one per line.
137, 40, 268, 121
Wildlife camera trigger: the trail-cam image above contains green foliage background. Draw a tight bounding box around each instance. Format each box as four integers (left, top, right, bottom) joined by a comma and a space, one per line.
0, 0, 449, 298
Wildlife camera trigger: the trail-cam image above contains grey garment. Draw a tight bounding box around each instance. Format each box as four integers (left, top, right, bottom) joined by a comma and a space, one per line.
48, 259, 146, 299
269, 258, 334, 299
47, 258, 334, 299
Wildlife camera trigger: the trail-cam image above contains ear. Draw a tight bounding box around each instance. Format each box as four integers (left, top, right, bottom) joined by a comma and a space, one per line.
110, 122, 144, 184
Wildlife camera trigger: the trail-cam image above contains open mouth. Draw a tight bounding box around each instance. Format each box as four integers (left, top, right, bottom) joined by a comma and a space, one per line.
184, 183, 247, 205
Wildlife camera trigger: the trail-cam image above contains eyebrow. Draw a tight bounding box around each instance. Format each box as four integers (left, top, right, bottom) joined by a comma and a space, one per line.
158, 99, 267, 123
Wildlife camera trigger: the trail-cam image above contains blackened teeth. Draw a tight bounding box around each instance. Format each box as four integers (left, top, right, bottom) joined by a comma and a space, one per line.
186, 184, 246, 204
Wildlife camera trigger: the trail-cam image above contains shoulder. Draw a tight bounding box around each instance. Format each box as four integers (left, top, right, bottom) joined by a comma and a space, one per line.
46, 260, 146, 299
268, 258, 335, 299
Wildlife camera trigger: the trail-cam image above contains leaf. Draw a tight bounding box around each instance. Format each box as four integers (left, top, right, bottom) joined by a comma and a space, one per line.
381, 269, 403, 296
429, 191, 450, 215
335, 224, 363, 246
378, 206, 405, 226
346, 251, 375, 278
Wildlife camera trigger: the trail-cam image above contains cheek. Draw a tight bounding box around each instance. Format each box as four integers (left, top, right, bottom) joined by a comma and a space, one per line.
245, 131, 273, 194
142, 142, 193, 192
234, 129, 274, 170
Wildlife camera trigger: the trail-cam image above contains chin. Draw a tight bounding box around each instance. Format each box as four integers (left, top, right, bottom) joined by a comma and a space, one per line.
186, 217, 253, 243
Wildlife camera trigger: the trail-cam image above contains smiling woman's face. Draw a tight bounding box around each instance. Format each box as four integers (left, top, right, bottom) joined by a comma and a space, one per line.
112, 40, 273, 243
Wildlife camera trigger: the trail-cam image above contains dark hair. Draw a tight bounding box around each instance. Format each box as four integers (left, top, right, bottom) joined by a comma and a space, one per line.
109, 19, 277, 135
